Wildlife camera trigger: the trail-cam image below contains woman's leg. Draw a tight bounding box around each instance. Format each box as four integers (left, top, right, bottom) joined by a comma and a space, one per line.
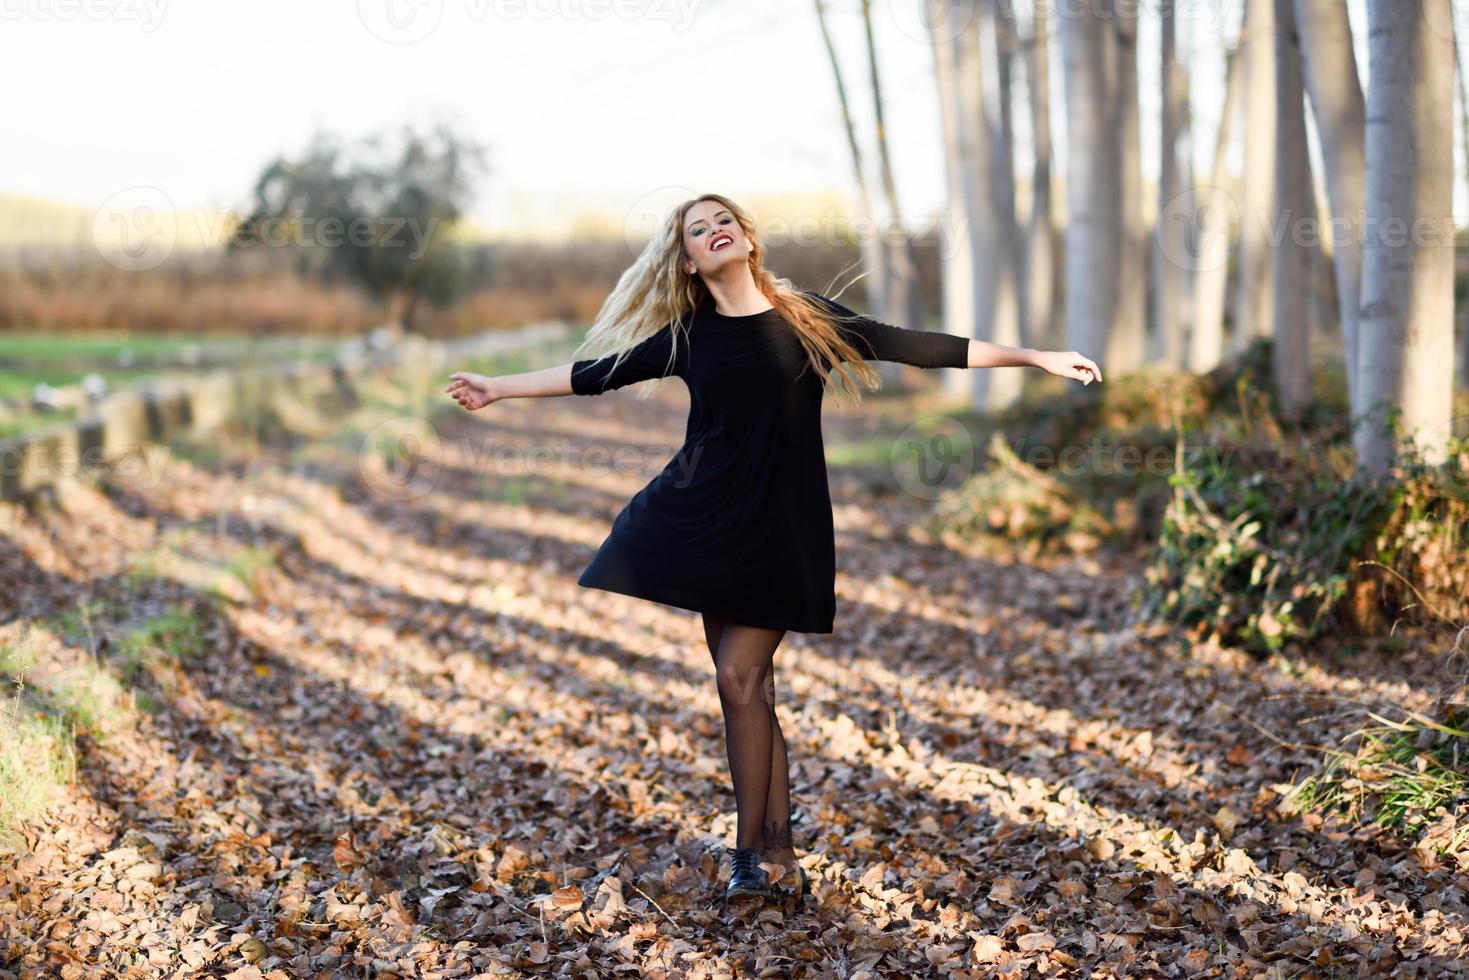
759, 656, 797, 868
700, 613, 727, 664
708, 620, 787, 851
701, 614, 797, 866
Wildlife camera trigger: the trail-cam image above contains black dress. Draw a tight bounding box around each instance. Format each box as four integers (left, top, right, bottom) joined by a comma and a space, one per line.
569, 290, 971, 634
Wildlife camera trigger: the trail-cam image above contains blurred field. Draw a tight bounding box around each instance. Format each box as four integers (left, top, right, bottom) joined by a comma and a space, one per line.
0, 332, 350, 439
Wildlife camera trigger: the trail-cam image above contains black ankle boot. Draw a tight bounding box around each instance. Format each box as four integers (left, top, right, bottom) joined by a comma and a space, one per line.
724, 847, 772, 902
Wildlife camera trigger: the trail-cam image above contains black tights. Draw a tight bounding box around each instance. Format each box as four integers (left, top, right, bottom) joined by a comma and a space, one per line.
702, 614, 793, 853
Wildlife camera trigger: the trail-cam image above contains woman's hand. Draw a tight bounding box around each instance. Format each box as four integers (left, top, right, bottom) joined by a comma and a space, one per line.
444, 371, 500, 410
1034, 350, 1103, 385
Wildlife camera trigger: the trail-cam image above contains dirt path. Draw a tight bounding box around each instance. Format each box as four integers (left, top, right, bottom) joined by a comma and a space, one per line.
2, 383, 1465, 978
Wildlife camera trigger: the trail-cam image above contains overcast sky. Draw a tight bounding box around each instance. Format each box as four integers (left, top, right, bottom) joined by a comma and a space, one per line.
6, 0, 1458, 240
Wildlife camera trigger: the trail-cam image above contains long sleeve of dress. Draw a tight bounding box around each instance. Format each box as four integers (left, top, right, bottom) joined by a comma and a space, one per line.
807, 291, 970, 369
570, 324, 681, 396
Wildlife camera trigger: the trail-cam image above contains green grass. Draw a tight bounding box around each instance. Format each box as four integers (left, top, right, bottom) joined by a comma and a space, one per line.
119, 610, 206, 680
0, 331, 348, 439
0, 600, 215, 844
0, 411, 79, 439
1, 330, 579, 438
54, 598, 118, 649
0, 702, 77, 850
825, 435, 899, 469
0, 332, 209, 361
0, 640, 39, 678
0, 632, 81, 847
0, 366, 192, 403
0, 330, 343, 363
216, 546, 275, 601
1288, 708, 1469, 850
126, 536, 276, 603
42, 661, 136, 742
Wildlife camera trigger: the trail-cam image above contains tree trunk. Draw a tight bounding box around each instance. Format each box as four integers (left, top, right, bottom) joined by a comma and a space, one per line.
981, 0, 1023, 409
860, 0, 922, 336
1356, 0, 1456, 474
1177, 14, 1196, 350
1112, 0, 1148, 371
1310, 157, 1341, 349
1189, 45, 1242, 374
955, 0, 1007, 410
400, 287, 423, 335
1236, 0, 1277, 350
1153, 0, 1186, 367
1455, 9, 1469, 391
1271, 0, 1313, 419
1293, 0, 1367, 416
1058, 0, 1122, 365
814, 0, 888, 317
929, 0, 985, 403
1023, 0, 1056, 352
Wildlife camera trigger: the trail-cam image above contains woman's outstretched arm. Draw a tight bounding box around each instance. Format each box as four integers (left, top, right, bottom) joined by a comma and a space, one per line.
444, 364, 573, 410
962, 338, 1103, 383
446, 323, 682, 410
808, 290, 1102, 385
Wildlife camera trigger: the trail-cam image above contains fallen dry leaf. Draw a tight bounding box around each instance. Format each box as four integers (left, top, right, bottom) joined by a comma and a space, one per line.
0, 380, 1461, 977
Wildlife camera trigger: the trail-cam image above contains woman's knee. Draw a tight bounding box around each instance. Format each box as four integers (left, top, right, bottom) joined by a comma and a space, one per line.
715, 659, 770, 707
712, 624, 783, 704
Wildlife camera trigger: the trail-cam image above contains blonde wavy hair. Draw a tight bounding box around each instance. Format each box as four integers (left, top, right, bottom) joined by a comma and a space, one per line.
572, 192, 883, 403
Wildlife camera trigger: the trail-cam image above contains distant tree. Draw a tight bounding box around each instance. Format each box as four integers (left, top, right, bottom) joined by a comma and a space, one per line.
1295, 0, 1367, 415
928, 0, 985, 405
953, 0, 1010, 410
814, 0, 888, 319
1271, 0, 1313, 419
1022, 0, 1056, 352
1236, 0, 1277, 350
1058, 0, 1123, 366
860, 0, 924, 339
982, 0, 1024, 410
1153, 0, 1186, 367
229, 121, 490, 332
1113, 0, 1147, 373
1189, 43, 1241, 374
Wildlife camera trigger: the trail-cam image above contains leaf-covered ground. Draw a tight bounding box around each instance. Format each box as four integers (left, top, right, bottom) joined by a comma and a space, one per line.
1, 381, 1466, 978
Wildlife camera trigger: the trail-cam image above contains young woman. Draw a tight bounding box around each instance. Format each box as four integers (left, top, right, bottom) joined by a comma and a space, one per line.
444, 193, 1102, 907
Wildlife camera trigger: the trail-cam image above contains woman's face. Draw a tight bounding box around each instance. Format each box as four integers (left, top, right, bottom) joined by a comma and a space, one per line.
680, 200, 752, 279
